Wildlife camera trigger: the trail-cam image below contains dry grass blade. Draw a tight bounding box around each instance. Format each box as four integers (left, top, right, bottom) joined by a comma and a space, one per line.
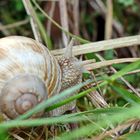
105, 0, 113, 39
0, 23, 10, 36
127, 69, 140, 75
11, 134, 25, 140
84, 58, 140, 70
59, 0, 69, 47
0, 19, 29, 31
46, 1, 56, 37
51, 35, 140, 56
93, 121, 134, 140
86, 90, 108, 108
22, 0, 42, 42
95, 53, 140, 96
88, 0, 123, 36
81, 59, 96, 65
73, 0, 79, 35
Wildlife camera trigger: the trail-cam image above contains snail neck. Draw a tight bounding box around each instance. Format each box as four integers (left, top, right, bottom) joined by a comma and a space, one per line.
58, 56, 82, 91
49, 56, 82, 117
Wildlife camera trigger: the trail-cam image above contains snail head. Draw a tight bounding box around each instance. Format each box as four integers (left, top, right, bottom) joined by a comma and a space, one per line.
57, 39, 84, 90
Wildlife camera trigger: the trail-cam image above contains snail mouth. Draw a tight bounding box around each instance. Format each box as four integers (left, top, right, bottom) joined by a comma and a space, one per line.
15, 93, 38, 114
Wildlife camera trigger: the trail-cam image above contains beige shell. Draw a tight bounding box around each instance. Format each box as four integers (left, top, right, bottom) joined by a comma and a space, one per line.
0, 36, 61, 96
0, 36, 62, 119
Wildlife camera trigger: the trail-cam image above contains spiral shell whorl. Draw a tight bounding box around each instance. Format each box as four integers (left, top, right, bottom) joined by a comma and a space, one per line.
15, 93, 39, 114
0, 74, 47, 119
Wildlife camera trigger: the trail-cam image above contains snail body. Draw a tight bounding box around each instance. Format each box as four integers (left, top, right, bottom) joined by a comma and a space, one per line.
0, 36, 82, 120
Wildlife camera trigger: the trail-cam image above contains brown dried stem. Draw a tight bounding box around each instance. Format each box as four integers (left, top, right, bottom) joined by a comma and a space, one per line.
84, 58, 140, 70
46, 1, 56, 37
0, 19, 29, 31
51, 35, 140, 56
73, 0, 79, 35
88, 0, 123, 36
105, 0, 113, 39
59, 0, 69, 47
22, 0, 42, 42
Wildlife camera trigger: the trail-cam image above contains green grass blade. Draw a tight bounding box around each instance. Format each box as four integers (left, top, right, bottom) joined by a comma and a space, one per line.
0, 107, 124, 129
56, 105, 140, 140
110, 60, 140, 81
47, 60, 140, 111
17, 80, 91, 120
0, 129, 8, 140
111, 84, 140, 104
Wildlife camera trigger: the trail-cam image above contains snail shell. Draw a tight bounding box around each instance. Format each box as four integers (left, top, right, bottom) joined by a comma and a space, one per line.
0, 36, 61, 120
0, 36, 83, 120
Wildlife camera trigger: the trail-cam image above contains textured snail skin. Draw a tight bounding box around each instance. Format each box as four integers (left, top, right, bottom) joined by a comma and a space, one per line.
0, 36, 82, 120
49, 56, 82, 116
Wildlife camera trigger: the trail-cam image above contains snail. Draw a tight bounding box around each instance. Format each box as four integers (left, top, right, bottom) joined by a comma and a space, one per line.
0, 36, 83, 120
